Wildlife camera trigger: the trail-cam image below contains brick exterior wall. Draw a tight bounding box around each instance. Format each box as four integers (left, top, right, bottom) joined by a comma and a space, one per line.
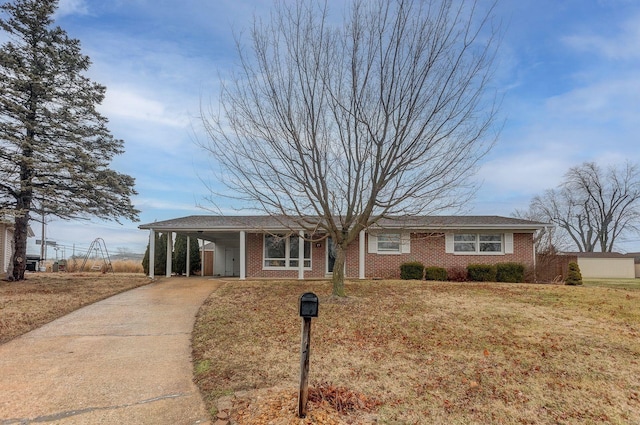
357, 233, 534, 279
244, 231, 535, 279
246, 233, 328, 278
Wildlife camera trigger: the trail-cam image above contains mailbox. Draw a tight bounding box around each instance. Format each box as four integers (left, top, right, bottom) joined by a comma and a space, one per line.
299, 292, 319, 318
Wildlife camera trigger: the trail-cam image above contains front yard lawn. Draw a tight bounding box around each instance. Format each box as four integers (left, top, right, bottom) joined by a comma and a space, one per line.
192, 279, 640, 424
0, 272, 149, 344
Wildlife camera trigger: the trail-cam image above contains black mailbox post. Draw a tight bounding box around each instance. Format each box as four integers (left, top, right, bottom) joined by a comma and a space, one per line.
297, 292, 319, 418
299, 292, 319, 318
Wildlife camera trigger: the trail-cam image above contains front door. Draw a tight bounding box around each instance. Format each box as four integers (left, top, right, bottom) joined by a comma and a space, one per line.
224, 248, 235, 276
326, 237, 336, 275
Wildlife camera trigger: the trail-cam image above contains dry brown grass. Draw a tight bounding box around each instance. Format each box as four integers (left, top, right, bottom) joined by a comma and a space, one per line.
0, 272, 150, 344
110, 260, 144, 273
192, 279, 640, 424
51, 259, 143, 273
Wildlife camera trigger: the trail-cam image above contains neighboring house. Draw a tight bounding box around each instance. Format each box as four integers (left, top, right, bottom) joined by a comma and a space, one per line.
139, 215, 547, 280
0, 221, 14, 275
565, 252, 636, 279
627, 253, 640, 278
625, 252, 640, 277
1, 220, 38, 276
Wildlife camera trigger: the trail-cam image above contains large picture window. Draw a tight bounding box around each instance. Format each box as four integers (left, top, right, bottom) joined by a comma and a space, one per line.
264, 234, 311, 268
454, 234, 503, 253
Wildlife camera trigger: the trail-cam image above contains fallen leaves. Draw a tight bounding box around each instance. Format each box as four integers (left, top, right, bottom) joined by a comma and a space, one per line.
308, 382, 382, 414
229, 385, 380, 425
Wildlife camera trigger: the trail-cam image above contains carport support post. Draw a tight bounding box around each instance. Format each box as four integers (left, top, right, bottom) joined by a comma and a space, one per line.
359, 230, 365, 279
166, 232, 173, 277
149, 229, 155, 279
298, 230, 304, 280
239, 231, 246, 280
186, 236, 191, 277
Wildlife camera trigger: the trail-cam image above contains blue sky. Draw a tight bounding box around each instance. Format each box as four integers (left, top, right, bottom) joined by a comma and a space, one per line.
14, 0, 640, 257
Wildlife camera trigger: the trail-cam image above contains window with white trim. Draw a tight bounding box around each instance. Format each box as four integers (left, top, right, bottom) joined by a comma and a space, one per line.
454, 234, 503, 253
453, 234, 476, 252
263, 234, 311, 268
368, 232, 411, 254
377, 233, 401, 252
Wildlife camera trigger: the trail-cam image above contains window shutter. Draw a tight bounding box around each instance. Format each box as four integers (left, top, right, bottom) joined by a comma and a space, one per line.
445, 233, 454, 253
504, 233, 514, 254
401, 233, 411, 253
368, 233, 378, 253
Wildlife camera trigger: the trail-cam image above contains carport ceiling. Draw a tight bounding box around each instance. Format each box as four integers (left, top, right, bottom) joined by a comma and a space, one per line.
176, 231, 241, 248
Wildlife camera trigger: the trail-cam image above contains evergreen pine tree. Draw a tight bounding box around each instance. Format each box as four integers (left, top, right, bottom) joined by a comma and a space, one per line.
566, 262, 583, 286
142, 241, 150, 275
0, 0, 138, 280
155, 233, 167, 276
141, 233, 168, 276
189, 237, 201, 275
173, 234, 188, 275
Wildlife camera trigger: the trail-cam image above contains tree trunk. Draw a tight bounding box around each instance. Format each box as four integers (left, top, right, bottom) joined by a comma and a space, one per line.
331, 244, 346, 297
12, 211, 30, 281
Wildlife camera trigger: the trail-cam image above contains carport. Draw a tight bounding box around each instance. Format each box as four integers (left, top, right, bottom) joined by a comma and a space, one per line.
138, 215, 316, 280
138, 216, 248, 279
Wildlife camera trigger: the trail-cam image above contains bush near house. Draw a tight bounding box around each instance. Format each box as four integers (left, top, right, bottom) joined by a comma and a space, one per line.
446, 266, 468, 282
400, 262, 424, 280
496, 262, 525, 283
566, 262, 583, 285
467, 264, 497, 282
424, 266, 447, 281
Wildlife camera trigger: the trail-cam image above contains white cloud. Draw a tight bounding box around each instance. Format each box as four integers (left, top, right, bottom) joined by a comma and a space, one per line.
100, 87, 190, 128
134, 197, 203, 213
55, 0, 89, 18
479, 152, 569, 196
563, 13, 640, 60
545, 77, 640, 124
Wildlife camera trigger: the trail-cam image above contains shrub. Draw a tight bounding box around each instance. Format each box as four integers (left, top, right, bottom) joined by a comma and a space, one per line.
496, 262, 525, 283
142, 232, 167, 276
467, 264, 497, 282
400, 262, 424, 280
446, 266, 468, 282
424, 266, 447, 281
565, 262, 583, 285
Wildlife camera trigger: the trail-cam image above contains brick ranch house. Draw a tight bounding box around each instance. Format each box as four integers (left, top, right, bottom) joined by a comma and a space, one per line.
139, 215, 548, 280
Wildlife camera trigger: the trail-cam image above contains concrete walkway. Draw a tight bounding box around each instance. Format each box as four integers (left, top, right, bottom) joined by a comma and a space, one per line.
0, 278, 220, 425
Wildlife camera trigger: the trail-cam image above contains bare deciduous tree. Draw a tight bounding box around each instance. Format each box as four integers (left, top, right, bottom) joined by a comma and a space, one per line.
528, 162, 640, 253
201, 0, 500, 296
512, 208, 567, 254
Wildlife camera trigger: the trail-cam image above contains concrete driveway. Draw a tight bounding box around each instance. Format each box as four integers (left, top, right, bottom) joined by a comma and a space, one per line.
0, 277, 220, 425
